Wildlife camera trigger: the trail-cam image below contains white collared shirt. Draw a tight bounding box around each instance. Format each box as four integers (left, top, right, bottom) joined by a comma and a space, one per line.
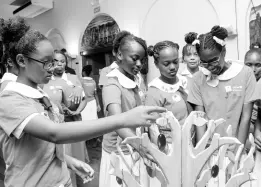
180, 67, 203, 78
148, 75, 187, 93
52, 73, 85, 97
201, 61, 243, 87
0, 72, 17, 83
3, 82, 50, 139
110, 61, 118, 69
107, 68, 138, 89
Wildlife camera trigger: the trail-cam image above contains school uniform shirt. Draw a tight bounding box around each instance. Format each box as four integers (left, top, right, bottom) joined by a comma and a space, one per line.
43, 78, 69, 114
98, 62, 146, 95
188, 61, 257, 137
145, 76, 189, 143
179, 67, 203, 93
249, 78, 261, 135
45, 73, 85, 111
81, 77, 96, 103
0, 72, 17, 92
253, 78, 261, 101
0, 82, 70, 187
98, 62, 118, 87
102, 68, 142, 154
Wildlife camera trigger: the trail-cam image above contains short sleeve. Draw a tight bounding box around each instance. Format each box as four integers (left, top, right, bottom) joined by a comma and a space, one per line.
68, 74, 82, 87
244, 67, 257, 104
102, 80, 121, 111
13, 113, 40, 139
0, 92, 39, 137
187, 73, 204, 106
144, 87, 162, 107
99, 67, 110, 86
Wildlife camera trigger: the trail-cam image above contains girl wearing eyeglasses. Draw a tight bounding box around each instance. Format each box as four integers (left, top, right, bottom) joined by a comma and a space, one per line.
187, 26, 257, 186
0, 17, 165, 187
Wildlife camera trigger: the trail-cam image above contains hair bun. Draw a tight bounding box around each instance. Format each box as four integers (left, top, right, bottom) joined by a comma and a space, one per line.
147, 45, 154, 56
210, 25, 228, 40
184, 32, 198, 44
250, 42, 261, 49
0, 17, 30, 46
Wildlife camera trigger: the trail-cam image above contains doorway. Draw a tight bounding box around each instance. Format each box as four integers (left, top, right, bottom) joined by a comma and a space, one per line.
81, 14, 120, 118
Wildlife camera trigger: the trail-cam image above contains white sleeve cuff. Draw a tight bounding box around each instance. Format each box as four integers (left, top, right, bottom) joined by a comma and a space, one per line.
13, 113, 40, 139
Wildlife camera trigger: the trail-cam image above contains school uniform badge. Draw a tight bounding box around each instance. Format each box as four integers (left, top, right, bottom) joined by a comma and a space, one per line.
172, 94, 181, 102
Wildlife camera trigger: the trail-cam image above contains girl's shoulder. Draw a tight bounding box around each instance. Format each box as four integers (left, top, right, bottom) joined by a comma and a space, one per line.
106, 68, 137, 89
105, 76, 121, 88
66, 73, 80, 82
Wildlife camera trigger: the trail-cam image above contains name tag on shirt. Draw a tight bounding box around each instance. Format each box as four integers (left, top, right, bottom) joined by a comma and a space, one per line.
225, 86, 232, 93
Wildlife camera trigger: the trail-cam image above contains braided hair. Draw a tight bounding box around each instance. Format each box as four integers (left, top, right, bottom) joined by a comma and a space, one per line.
112, 30, 131, 55
147, 40, 179, 64
182, 32, 198, 58
0, 17, 48, 68
113, 30, 148, 74
245, 42, 261, 61
195, 25, 228, 54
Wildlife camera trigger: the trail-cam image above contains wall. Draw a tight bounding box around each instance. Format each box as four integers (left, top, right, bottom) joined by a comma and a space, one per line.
2, 0, 258, 80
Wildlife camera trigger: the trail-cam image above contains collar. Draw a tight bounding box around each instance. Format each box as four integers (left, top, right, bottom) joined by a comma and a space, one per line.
51, 73, 68, 81
180, 67, 203, 78
110, 61, 118, 69
3, 82, 48, 99
106, 68, 138, 89
201, 61, 243, 87
180, 67, 193, 78
148, 75, 187, 93
0, 73, 17, 83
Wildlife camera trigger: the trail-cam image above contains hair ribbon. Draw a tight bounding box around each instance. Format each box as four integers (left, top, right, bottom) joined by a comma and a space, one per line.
192, 39, 200, 45
213, 36, 226, 46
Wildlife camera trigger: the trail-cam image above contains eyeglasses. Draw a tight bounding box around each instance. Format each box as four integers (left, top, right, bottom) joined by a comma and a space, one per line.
201, 53, 221, 68
24, 55, 55, 70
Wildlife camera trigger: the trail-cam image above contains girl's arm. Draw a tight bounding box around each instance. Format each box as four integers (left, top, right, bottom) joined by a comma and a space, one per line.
254, 104, 261, 151
73, 96, 88, 115
65, 154, 94, 182
194, 105, 206, 143
23, 106, 165, 144
237, 103, 253, 145
236, 68, 257, 147
94, 89, 101, 112
107, 103, 137, 139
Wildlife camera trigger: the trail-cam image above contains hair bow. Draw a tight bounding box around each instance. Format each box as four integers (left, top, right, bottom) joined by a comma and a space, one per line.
192, 39, 200, 45
213, 36, 226, 46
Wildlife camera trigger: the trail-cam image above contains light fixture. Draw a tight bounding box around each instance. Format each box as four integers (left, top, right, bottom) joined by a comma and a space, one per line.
80, 51, 88, 56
